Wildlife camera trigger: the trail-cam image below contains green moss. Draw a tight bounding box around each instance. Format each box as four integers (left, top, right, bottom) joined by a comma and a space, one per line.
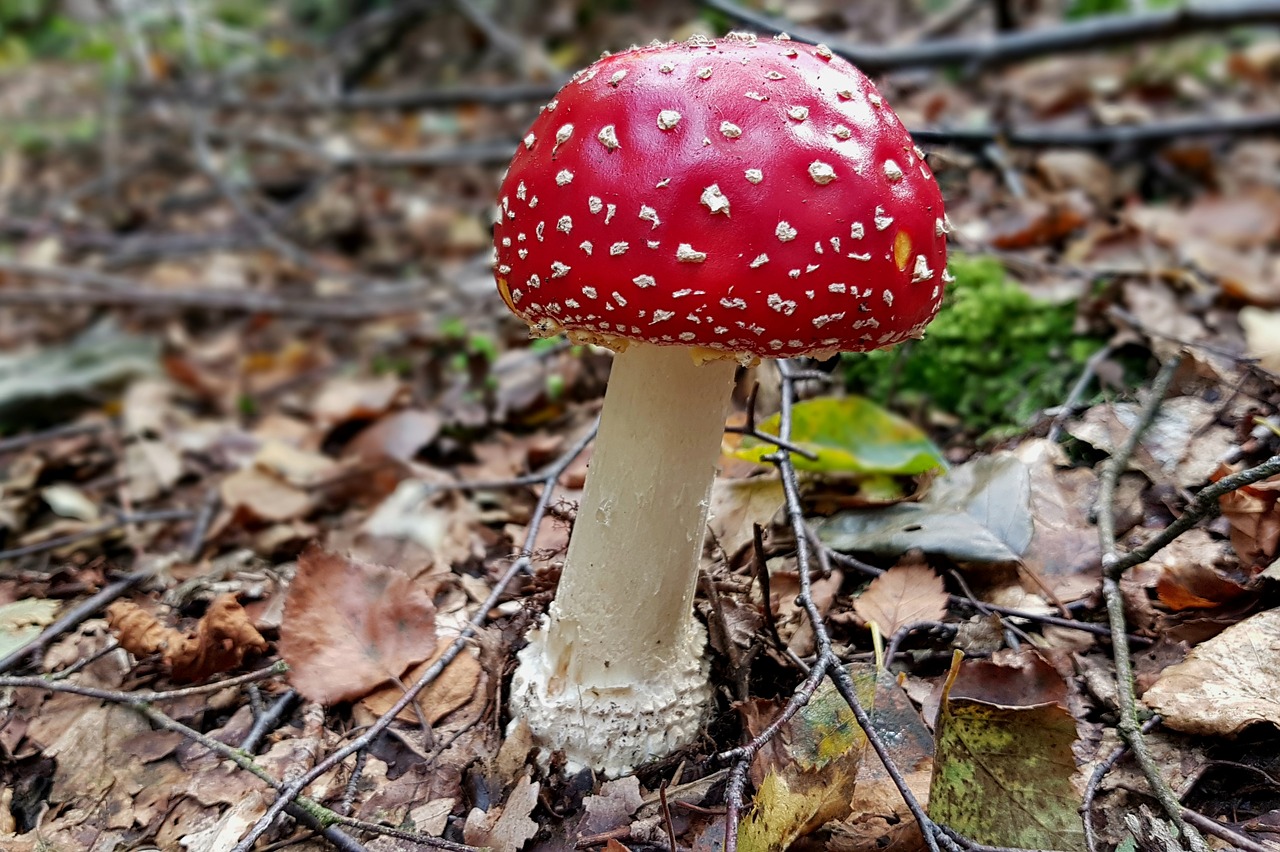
838, 254, 1104, 435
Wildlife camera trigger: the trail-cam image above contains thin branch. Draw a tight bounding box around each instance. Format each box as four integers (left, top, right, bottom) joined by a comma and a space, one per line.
701, 0, 1280, 74
132, 80, 565, 111
0, 261, 437, 320
0, 421, 106, 455
1095, 352, 1209, 852
915, 111, 1280, 150
0, 661, 286, 702
0, 508, 196, 564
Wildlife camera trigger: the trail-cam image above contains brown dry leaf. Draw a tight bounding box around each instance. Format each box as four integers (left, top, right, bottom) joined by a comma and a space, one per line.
989, 194, 1090, 249
313, 374, 407, 427
463, 771, 540, 852
279, 546, 438, 705
107, 594, 268, 681
1215, 464, 1280, 568
355, 642, 482, 724
220, 466, 313, 523
852, 560, 948, 637
1143, 607, 1280, 736
1152, 528, 1251, 611
1014, 439, 1101, 602
347, 409, 442, 463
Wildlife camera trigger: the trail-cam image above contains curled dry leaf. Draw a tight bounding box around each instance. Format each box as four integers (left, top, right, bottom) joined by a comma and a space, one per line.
107, 594, 268, 682
463, 771, 540, 852
852, 560, 948, 638
278, 546, 438, 705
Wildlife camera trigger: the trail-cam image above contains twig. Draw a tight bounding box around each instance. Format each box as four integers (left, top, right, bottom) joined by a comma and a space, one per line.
716, 359, 953, 852
0, 559, 169, 674
231, 417, 599, 851
240, 689, 301, 753
1095, 352, 1209, 852
827, 551, 1131, 642
1178, 809, 1279, 852
132, 80, 565, 111
0, 422, 106, 455
914, 111, 1280, 150
0, 508, 196, 564
1083, 716, 1162, 852
223, 126, 517, 168
1047, 343, 1115, 443
701, 0, 1280, 74
0, 661, 287, 702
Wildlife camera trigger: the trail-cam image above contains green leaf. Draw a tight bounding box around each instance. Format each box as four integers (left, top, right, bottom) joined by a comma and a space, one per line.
929, 652, 1086, 851
733, 396, 946, 476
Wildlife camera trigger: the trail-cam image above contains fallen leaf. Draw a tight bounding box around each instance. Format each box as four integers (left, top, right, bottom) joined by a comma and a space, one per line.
853, 562, 948, 637
220, 466, 313, 524
1215, 463, 1280, 568
0, 598, 60, 659
1143, 607, 1280, 736
818, 454, 1032, 563
347, 409, 442, 463
355, 642, 481, 725
738, 669, 873, 850
278, 547, 438, 705
463, 771, 540, 852
578, 776, 645, 837
707, 476, 784, 559
734, 396, 946, 477
1152, 529, 1251, 611
928, 651, 1085, 851
107, 594, 268, 681
312, 374, 407, 427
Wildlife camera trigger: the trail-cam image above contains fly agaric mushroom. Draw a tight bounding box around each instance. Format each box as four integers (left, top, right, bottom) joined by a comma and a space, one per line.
494, 32, 949, 776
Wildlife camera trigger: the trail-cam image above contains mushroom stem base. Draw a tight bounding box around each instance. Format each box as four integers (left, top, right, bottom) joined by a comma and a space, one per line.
507, 616, 712, 778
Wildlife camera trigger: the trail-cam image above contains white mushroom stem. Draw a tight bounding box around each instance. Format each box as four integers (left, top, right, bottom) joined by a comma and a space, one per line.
508, 342, 737, 776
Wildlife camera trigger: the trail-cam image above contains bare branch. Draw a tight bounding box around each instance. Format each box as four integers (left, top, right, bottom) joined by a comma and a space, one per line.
701, 0, 1280, 74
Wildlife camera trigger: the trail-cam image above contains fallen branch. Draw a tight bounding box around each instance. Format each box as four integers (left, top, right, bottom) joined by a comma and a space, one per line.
131, 79, 565, 112
1095, 352, 1209, 852
0, 508, 196, 564
0, 260, 437, 320
701, 0, 1280, 74
915, 111, 1280, 150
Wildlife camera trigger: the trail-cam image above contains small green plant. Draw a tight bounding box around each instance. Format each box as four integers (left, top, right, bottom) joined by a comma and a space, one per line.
838, 254, 1104, 436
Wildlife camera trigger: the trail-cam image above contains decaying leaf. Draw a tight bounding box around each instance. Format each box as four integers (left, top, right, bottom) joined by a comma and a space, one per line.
1143, 607, 1280, 736
737, 669, 873, 850
1240, 307, 1280, 373
107, 594, 268, 682
818, 454, 1033, 563
928, 651, 1085, 851
278, 547, 438, 705
852, 561, 948, 637
463, 771, 540, 852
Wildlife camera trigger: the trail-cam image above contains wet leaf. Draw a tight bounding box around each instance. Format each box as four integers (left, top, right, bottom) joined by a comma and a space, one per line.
733, 396, 946, 476
852, 562, 948, 637
1143, 607, 1280, 736
278, 547, 438, 705
818, 454, 1033, 563
928, 651, 1085, 851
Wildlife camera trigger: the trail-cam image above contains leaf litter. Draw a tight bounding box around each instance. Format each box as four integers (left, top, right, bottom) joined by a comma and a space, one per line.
2, 3, 1280, 851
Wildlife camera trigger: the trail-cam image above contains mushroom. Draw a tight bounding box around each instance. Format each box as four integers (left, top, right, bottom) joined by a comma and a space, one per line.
493, 32, 949, 777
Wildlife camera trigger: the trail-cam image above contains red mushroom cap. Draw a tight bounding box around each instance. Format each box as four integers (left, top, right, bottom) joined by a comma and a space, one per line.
493, 33, 949, 360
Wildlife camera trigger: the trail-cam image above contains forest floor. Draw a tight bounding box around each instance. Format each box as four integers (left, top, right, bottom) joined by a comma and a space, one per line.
2, 1, 1280, 850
